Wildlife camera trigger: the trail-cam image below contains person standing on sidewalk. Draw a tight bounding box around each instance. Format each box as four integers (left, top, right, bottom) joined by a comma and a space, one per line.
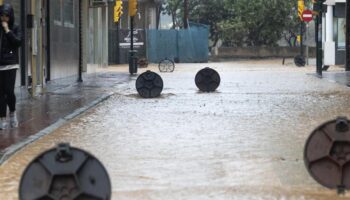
0, 3, 21, 130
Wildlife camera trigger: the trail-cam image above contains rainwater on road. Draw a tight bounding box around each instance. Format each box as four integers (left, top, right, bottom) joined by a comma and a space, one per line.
1, 60, 350, 199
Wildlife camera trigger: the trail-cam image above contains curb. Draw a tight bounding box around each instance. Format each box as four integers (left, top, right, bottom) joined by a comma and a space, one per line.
0, 92, 114, 165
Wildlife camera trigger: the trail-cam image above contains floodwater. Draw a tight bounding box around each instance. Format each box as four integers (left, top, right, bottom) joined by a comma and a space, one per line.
1, 60, 350, 199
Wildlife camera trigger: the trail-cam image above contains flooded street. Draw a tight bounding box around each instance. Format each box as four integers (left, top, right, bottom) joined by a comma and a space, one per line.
1, 60, 350, 199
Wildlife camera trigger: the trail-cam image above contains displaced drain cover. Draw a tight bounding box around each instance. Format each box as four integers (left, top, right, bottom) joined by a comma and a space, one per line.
19, 143, 111, 200
294, 55, 306, 67
136, 71, 164, 98
195, 67, 221, 92
304, 117, 350, 190
159, 59, 175, 73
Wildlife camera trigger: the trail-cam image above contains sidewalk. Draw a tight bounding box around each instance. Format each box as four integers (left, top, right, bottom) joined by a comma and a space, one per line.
322, 70, 350, 86
0, 69, 130, 162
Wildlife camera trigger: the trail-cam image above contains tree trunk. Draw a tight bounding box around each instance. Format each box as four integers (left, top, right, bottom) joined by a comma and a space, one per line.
172, 11, 176, 29
156, 5, 161, 30
184, 0, 189, 29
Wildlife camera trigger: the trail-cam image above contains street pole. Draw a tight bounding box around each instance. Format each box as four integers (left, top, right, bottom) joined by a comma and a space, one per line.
116, 21, 120, 64
316, 11, 323, 76
295, 0, 306, 67
346, 0, 350, 71
20, 0, 28, 86
114, 0, 122, 64
131, 17, 134, 52
128, 0, 137, 75
300, 21, 304, 57
313, 0, 324, 76
129, 16, 135, 74
306, 23, 309, 65
78, 0, 83, 82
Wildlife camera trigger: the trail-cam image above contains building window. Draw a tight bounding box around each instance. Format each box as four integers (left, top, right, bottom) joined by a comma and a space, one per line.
337, 18, 345, 50
53, 0, 62, 26
63, 0, 75, 28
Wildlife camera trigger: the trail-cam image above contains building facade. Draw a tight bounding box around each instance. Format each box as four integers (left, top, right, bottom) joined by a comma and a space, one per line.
0, 0, 109, 95
323, 0, 346, 66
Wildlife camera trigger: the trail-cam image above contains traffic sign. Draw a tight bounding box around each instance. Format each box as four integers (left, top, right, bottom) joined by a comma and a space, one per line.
302, 10, 313, 22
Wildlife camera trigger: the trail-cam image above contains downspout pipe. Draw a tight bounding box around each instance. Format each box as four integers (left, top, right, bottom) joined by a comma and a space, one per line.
78, 0, 83, 82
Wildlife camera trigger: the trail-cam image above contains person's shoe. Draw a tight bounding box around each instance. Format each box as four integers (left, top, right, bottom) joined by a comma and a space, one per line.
9, 112, 18, 128
0, 118, 8, 130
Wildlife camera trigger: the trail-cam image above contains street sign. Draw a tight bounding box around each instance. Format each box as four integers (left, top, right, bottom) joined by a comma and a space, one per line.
119, 29, 145, 49
302, 10, 313, 22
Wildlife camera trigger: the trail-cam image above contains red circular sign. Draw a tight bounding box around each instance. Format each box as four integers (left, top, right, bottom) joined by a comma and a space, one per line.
302, 10, 313, 22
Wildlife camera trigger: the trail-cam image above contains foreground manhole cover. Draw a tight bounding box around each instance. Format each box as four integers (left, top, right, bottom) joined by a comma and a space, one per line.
159, 59, 175, 73
195, 67, 221, 92
304, 117, 350, 191
19, 143, 111, 200
136, 71, 164, 98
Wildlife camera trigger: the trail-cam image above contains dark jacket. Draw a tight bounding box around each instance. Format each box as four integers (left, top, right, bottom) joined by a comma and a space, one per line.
0, 3, 22, 66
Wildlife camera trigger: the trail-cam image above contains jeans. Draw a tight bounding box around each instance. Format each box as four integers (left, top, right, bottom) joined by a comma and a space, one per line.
0, 69, 17, 118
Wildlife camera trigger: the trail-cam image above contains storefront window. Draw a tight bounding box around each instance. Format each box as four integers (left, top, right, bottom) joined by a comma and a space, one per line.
53, 0, 62, 26
63, 0, 75, 28
337, 18, 346, 50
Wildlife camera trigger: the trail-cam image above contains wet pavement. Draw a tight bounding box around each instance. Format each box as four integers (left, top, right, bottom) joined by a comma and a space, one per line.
2, 60, 350, 199
322, 71, 350, 87
0, 72, 130, 160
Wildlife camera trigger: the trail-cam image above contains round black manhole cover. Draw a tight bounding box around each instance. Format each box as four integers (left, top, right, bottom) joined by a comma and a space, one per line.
195, 67, 221, 92
19, 143, 111, 200
304, 117, 350, 190
136, 71, 164, 98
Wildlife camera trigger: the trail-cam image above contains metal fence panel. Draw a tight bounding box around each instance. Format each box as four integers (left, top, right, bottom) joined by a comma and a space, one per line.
146, 25, 209, 63
147, 29, 178, 63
